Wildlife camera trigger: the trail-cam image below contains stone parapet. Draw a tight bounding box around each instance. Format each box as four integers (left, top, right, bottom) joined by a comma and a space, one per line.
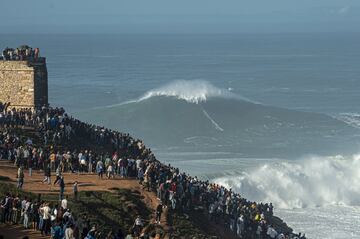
0, 59, 48, 109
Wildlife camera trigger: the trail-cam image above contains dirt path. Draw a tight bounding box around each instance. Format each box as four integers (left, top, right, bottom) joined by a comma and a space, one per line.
0, 161, 159, 207
0, 160, 167, 239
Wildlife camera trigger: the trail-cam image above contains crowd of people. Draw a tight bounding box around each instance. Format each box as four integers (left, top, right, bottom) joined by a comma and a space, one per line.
0, 102, 306, 239
137, 153, 307, 239
1, 45, 41, 61
0, 193, 154, 239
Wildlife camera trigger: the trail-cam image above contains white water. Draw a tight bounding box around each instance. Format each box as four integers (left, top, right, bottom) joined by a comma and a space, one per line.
12, 33, 358, 239
138, 80, 244, 104
335, 113, 360, 129
215, 154, 360, 209
101, 80, 241, 108
212, 154, 360, 238
276, 205, 360, 239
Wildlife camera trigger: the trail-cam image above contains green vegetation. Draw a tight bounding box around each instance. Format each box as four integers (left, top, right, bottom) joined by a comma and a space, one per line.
0, 180, 37, 202
0, 178, 157, 237
68, 188, 153, 236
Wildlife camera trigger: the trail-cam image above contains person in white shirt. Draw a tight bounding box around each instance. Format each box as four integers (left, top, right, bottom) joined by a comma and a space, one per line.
133, 216, 144, 237
61, 196, 68, 210
40, 203, 51, 235
236, 214, 244, 237
23, 199, 31, 229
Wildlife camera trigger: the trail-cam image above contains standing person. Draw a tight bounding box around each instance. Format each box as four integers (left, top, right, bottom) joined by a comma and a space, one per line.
143, 172, 150, 192
88, 151, 93, 173
31, 200, 40, 230
107, 163, 114, 179
1, 193, 10, 223
23, 147, 30, 169
40, 203, 51, 236
43, 164, 51, 184
65, 223, 75, 239
132, 216, 143, 237
236, 214, 245, 238
120, 158, 128, 178
57, 176, 65, 201
79, 152, 87, 173
17, 166, 24, 189
20, 197, 27, 225
11, 194, 20, 224
64, 151, 72, 173
23, 199, 31, 229
2, 48, 7, 60
96, 160, 104, 179
28, 155, 33, 177
8, 194, 14, 223
155, 203, 163, 224
136, 158, 143, 179
73, 181, 78, 201
34, 48, 39, 59
61, 196, 68, 210
54, 166, 62, 185
50, 152, 56, 171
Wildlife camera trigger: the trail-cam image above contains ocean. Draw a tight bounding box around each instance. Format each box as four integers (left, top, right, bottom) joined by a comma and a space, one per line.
1, 33, 360, 238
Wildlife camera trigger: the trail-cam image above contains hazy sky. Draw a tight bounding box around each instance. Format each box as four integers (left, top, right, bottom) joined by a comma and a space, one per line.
1, 0, 359, 33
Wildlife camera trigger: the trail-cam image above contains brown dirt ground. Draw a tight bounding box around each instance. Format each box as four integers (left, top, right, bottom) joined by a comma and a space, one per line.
0, 160, 239, 239
0, 160, 164, 239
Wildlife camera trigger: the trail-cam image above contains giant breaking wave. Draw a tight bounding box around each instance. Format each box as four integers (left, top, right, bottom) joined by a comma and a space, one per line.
214, 154, 360, 209
82, 80, 360, 158
137, 80, 250, 104
104, 80, 251, 108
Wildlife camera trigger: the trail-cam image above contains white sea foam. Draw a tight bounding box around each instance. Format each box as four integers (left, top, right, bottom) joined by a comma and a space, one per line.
137, 80, 244, 104
335, 113, 360, 129
101, 80, 254, 109
214, 154, 360, 209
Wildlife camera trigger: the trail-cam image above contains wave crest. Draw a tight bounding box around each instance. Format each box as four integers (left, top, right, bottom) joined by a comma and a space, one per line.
335, 113, 360, 129
138, 80, 238, 104
214, 154, 360, 209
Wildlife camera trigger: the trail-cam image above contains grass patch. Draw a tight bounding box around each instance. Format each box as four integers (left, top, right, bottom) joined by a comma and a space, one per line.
0, 182, 155, 238
171, 213, 208, 239
0, 181, 36, 200
68, 188, 153, 236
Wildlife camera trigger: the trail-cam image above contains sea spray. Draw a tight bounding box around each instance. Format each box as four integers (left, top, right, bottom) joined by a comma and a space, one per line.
137, 80, 249, 104
214, 154, 360, 209
101, 80, 240, 108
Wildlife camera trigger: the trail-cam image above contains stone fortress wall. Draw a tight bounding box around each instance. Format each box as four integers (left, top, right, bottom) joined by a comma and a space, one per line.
0, 59, 48, 108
